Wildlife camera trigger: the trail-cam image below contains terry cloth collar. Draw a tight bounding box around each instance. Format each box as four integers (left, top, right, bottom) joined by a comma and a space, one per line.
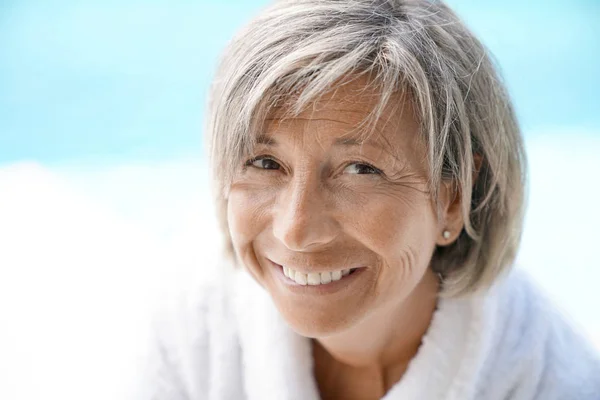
231, 269, 495, 400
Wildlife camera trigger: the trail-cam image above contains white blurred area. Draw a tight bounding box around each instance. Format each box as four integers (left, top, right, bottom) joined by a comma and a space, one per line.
0, 133, 599, 399
0, 159, 221, 399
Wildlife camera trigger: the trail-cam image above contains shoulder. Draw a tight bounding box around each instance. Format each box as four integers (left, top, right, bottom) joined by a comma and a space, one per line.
479, 267, 600, 399
133, 261, 243, 400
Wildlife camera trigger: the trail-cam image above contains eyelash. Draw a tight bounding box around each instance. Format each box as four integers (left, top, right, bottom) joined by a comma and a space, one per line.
244, 155, 383, 176
244, 155, 281, 170
345, 161, 383, 175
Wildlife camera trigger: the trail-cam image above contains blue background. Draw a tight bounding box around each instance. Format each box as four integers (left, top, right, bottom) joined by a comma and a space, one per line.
1, 0, 599, 164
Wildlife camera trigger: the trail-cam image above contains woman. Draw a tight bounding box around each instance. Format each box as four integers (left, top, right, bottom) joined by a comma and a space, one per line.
137, 1, 600, 399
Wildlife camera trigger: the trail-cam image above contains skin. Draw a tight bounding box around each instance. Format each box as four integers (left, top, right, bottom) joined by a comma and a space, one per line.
227, 76, 464, 399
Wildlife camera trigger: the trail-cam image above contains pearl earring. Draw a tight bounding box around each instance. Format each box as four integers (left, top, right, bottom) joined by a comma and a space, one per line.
442, 230, 451, 239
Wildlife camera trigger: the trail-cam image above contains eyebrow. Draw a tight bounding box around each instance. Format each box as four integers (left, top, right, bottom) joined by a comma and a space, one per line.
255, 134, 278, 146
254, 133, 385, 149
253, 131, 405, 161
255, 132, 413, 173
334, 136, 381, 148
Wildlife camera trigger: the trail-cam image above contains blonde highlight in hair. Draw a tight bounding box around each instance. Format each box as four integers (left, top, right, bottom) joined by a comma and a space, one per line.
206, 0, 527, 297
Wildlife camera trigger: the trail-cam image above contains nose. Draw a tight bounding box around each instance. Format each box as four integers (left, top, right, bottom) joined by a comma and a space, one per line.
272, 177, 339, 252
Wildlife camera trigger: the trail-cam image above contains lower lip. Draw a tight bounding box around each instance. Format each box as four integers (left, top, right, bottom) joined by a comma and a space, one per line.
269, 260, 367, 295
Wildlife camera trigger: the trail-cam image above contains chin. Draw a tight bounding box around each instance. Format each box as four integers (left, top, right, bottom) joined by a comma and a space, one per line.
257, 260, 381, 338
268, 291, 370, 338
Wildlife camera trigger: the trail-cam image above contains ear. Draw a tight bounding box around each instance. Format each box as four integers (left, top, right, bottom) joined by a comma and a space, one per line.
435, 153, 482, 246
435, 180, 464, 246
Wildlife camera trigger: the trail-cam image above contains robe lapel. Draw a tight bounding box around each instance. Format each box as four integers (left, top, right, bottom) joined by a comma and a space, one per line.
232, 268, 494, 400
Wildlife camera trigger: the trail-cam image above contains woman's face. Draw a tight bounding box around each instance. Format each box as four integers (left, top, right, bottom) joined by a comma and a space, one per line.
228, 78, 455, 337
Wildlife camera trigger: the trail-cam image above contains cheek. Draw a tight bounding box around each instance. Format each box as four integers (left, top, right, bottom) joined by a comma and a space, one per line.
357, 201, 438, 305
227, 186, 274, 262
228, 190, 260, 244
342, 193, 438, 272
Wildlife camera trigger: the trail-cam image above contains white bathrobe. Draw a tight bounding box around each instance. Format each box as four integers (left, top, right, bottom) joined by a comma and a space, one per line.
135, 264, 600, 400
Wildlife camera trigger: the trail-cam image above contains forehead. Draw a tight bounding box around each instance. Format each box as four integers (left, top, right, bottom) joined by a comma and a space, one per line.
268, 76, 391, 123
262, 76, 421, 150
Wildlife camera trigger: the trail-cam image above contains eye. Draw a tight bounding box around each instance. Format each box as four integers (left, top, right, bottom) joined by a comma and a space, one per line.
246, 156, 281, 170
343, 162, 382, 175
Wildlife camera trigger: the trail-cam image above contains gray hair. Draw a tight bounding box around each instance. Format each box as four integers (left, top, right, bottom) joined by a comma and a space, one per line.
206, 0, 527, 297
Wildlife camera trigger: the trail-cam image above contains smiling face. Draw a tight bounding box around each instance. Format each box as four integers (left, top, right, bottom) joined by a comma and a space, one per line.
227, 77, 459, 337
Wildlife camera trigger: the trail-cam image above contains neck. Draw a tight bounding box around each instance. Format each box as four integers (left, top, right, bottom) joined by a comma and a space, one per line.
313, 269, 440, 395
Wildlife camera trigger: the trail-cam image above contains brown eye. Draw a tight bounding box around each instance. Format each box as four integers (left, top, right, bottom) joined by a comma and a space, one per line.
248, 157, 281, 170
343, 163, 381, 175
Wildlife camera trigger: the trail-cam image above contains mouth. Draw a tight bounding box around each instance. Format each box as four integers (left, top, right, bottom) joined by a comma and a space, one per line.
269, 260, 363, 287
283, 265, 359, 286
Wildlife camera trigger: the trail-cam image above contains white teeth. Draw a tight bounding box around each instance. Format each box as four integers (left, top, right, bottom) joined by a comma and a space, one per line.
294, 271, 308, 285
307, 272, 321, 285
283, 266, 355, 286
320, 272, 332, 284
331, 270, 342, 281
